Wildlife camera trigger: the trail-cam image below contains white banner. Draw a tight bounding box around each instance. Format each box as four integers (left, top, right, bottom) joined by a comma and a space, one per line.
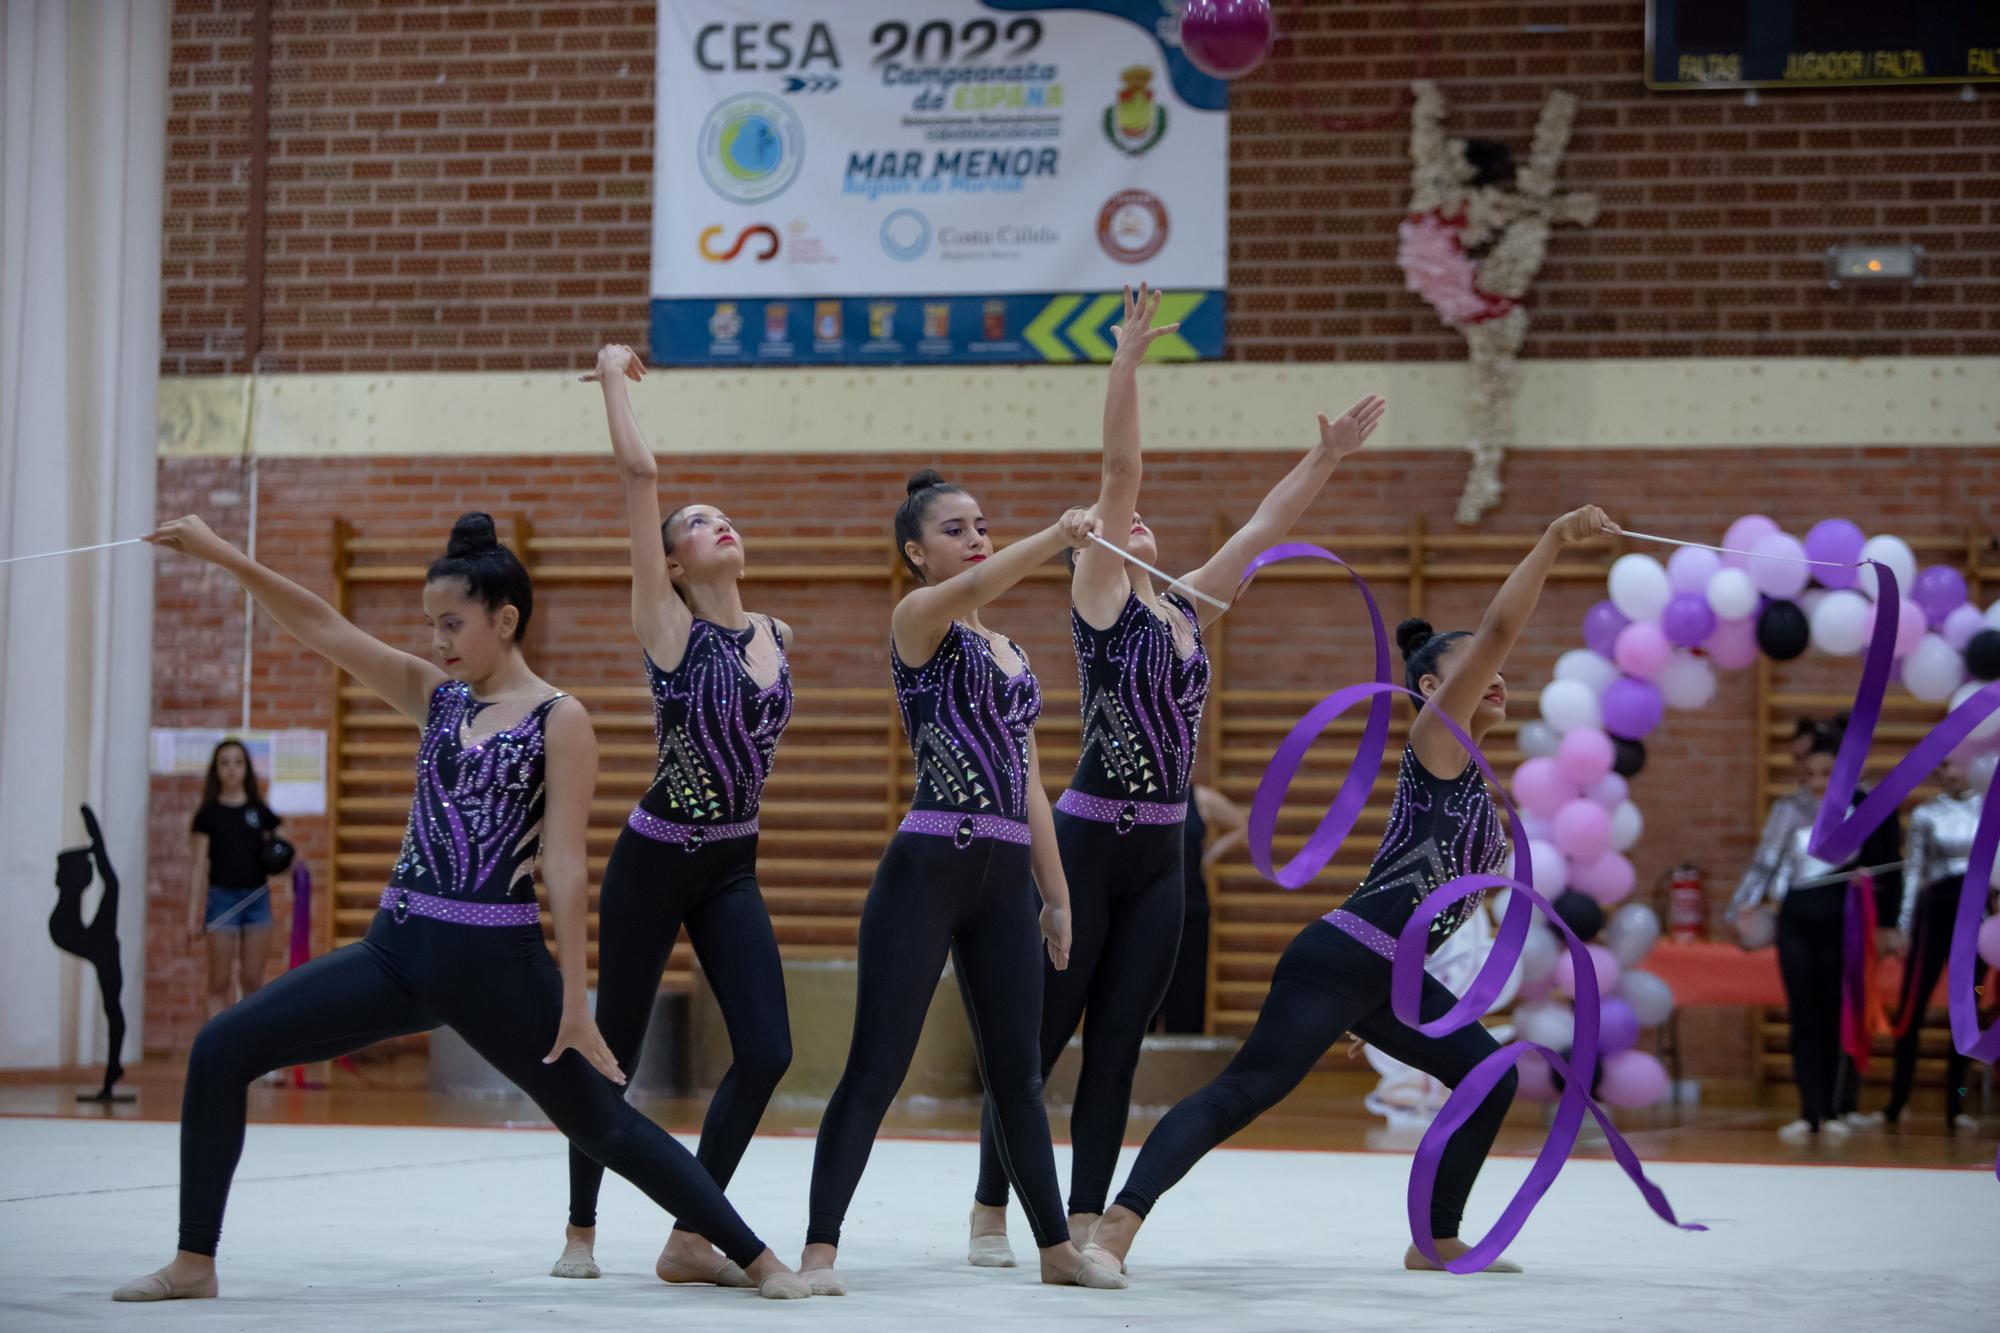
651, 0, 1228, 365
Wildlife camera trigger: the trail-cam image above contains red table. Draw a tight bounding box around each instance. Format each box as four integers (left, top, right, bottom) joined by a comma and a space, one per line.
1645, 939, 1785, 1008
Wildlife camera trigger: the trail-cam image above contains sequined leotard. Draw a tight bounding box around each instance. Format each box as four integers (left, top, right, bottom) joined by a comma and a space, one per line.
630, 614, 793, 840
893, 620, 1042, 827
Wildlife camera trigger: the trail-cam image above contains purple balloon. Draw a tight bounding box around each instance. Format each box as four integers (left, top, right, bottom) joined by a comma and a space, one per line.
1179, 0, 1276, 79
1721, 515, 1779, 568
1943, 602, 1987, 651
1599, 996, 1641, 1056
1803, 518, 1865, 590
1667, 545, 1722, 595
1600, 676, 1665, 740
1913, 565, 1969, 626
1660, 594, 1718, 647
1597, 1049, 1669, 1109
1704, 616, 1760, 669
1583, 600, 1630, 659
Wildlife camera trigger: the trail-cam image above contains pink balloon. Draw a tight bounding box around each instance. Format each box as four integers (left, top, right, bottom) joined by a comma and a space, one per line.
1944, 602, 1987, 651
1864, 597, 1929, 659
1704, 616, 1760, 669
1748, 531, 1810, 598
1554, 942, 1623, 999
1518, 970, 1556, 1004
1556, 727, 1615, 787
1980, 916, 2000, 970
1571, 850, 1637, 906
1721, 514, 1779, 567
1552, 798, 1612, 860
1511, 757, 1575, 819
1517, 1049, 1560, 1102
1179, 0, 1275, 79
1613, 621, 1672, 680
1588, 772, 1629, 808
1597, 1049, 1669, 1109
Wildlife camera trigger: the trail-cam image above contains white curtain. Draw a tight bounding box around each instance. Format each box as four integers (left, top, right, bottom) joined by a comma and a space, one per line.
0, 0, 167, 1070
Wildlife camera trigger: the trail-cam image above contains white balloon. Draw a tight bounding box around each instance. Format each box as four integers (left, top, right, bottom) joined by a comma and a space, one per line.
1520, 922, 1562, 983
1810, 589, 1872, 656
1656, 651, 1717, 710
1988, 599, 2000, 631
1616, 969, 1676, 1026
1854, 535, 1917, 601
1608, 553, 1672, 623
1555, 649, 1620, 696
1970, 752, 1999, 792
1528, 839, 1570, 896
1949, 682, 2000, 744
1902, 633, 1967, 703
1605, 903, 1662, 968
1704, 567, 1759, 621
1588, 772, 1629, 808
1539, 678, 1602, 733
1610, 800, 1644, 852
1518, 720, 1561, 758
1516, 1000, 1576, 1051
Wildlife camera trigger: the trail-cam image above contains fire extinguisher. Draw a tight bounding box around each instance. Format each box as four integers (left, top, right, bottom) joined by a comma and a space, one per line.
1665, 863, 1706, 943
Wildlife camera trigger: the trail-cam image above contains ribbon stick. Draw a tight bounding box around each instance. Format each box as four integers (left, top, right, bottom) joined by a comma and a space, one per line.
0, 537, 146, 566
1233, 543, 1703, 1271
1083, 532, 1232, 612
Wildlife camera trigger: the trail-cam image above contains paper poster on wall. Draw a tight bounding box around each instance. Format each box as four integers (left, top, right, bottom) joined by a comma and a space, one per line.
150, 728, 328, 816
651, 0, 1228, 366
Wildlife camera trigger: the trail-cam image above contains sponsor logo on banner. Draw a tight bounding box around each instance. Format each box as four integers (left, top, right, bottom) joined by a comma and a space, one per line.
868, 302, 897, 340
708, 302, 743, 343
982, 300, 1007, 342
697, 93, 805, 204
814, 300, 843, 342
1103, 67, 1166, 156
880, 208, 931, 261
697, 224, 780, 262
1097, 189, 1170, 264
763, 302, 790, 343
923, 303, 951, 340
693, 20, 840, 73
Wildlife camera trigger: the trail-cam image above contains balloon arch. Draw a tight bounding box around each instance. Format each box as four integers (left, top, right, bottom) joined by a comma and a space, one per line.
1498, 515, 2000, 1110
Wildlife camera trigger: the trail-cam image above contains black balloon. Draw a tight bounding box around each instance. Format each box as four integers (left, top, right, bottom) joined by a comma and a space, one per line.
1553, 889, 1606, 944
1966, 629, 2000, 682
1611, 736, 1647, 778
1756, 599, 1810, 661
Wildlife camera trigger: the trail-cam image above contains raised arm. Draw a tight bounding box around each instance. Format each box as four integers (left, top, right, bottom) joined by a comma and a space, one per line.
1179, 397, 1385, 628
537, 698, 624, 1084
582, 343, 693, 666
1408, 505, 1618, 778
1073, 284, 1179, 629
891, 507, 1099, 665
148, 515, 445, 723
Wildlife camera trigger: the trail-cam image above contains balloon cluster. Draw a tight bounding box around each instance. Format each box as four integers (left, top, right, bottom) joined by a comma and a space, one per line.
1510, 901, 1674, 1108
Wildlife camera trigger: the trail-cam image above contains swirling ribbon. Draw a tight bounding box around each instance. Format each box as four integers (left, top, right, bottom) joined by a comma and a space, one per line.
1236, 544, 1706, 1273
1802, 564, 2000, 1178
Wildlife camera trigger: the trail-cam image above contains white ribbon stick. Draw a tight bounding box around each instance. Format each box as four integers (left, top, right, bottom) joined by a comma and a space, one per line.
0, 537, 146, 566
1084, 532, 1231, 611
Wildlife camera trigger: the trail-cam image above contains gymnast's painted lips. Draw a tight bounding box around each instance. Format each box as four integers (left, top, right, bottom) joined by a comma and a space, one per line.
965, 554, 987, 564
715, 534, 736, 546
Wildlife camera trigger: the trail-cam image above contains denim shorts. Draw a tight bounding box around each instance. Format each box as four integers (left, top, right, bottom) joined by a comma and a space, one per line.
204, 885, 273, 931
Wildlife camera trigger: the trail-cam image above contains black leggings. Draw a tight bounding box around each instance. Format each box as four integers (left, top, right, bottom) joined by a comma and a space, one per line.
1112, 920, 1517, 1240
178, 910, 767, 1264
808, 831, 1068, 1249
975, 813, 1182, 1216
1886, 876, 1977, 1125
569, 828, 791, 1231
1776, 886, 1856, 1127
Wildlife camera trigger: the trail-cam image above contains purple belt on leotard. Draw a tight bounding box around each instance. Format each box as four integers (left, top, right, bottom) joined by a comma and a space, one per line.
1325, 908, 1400, 961
898, 810, 1032, 849
380, 886, 541, 928
626, 808, 759, 851
1053, 789, 1188, 834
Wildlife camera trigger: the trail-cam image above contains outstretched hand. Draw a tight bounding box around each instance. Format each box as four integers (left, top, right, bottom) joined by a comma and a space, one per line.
579, 343, 646, 385
1317, 396, 1387, 460
1549, 505, 1620, 543
146, 515, 237, 567
1109, 282, 1181, 365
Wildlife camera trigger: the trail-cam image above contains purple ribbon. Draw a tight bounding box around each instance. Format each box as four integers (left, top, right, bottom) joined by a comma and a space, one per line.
1802, 562, 2000, 1178
1236, 544, 1705, 1272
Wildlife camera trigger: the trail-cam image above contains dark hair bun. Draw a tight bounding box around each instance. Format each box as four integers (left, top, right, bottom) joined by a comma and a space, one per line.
446, 512, 499, 558
1395, 617, 1436, 658
906, 469, 947, 496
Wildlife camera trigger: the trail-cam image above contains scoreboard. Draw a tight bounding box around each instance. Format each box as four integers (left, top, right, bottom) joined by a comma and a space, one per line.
1647, 0, 2000, 89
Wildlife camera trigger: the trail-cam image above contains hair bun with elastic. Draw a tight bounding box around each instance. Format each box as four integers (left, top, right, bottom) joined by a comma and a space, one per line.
906, 469, 946, 496
445, 512, 500, 558
1395, 617, 1436, 658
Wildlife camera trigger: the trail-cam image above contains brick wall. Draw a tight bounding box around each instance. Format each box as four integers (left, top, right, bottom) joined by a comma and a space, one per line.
141, 444, 1998, 1053
163, 0, 2000, 374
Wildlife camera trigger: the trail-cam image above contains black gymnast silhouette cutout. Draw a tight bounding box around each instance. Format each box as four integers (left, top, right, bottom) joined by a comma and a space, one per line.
50, 805, 135, 1103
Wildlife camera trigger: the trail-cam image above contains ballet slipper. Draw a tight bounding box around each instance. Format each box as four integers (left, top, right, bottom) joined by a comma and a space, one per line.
757, 1271, 812, 1300
112, 1267, 219, 1302
1078, 1243, 1131, 1285
655, 1236, 750, 1286
967, 1202, 1017, 1268
800, 1267, 845, 1296
1403, 1241, 1522, 1274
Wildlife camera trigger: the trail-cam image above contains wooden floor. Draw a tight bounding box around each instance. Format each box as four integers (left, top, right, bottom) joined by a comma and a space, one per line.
5, 1057, 1993, 1174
